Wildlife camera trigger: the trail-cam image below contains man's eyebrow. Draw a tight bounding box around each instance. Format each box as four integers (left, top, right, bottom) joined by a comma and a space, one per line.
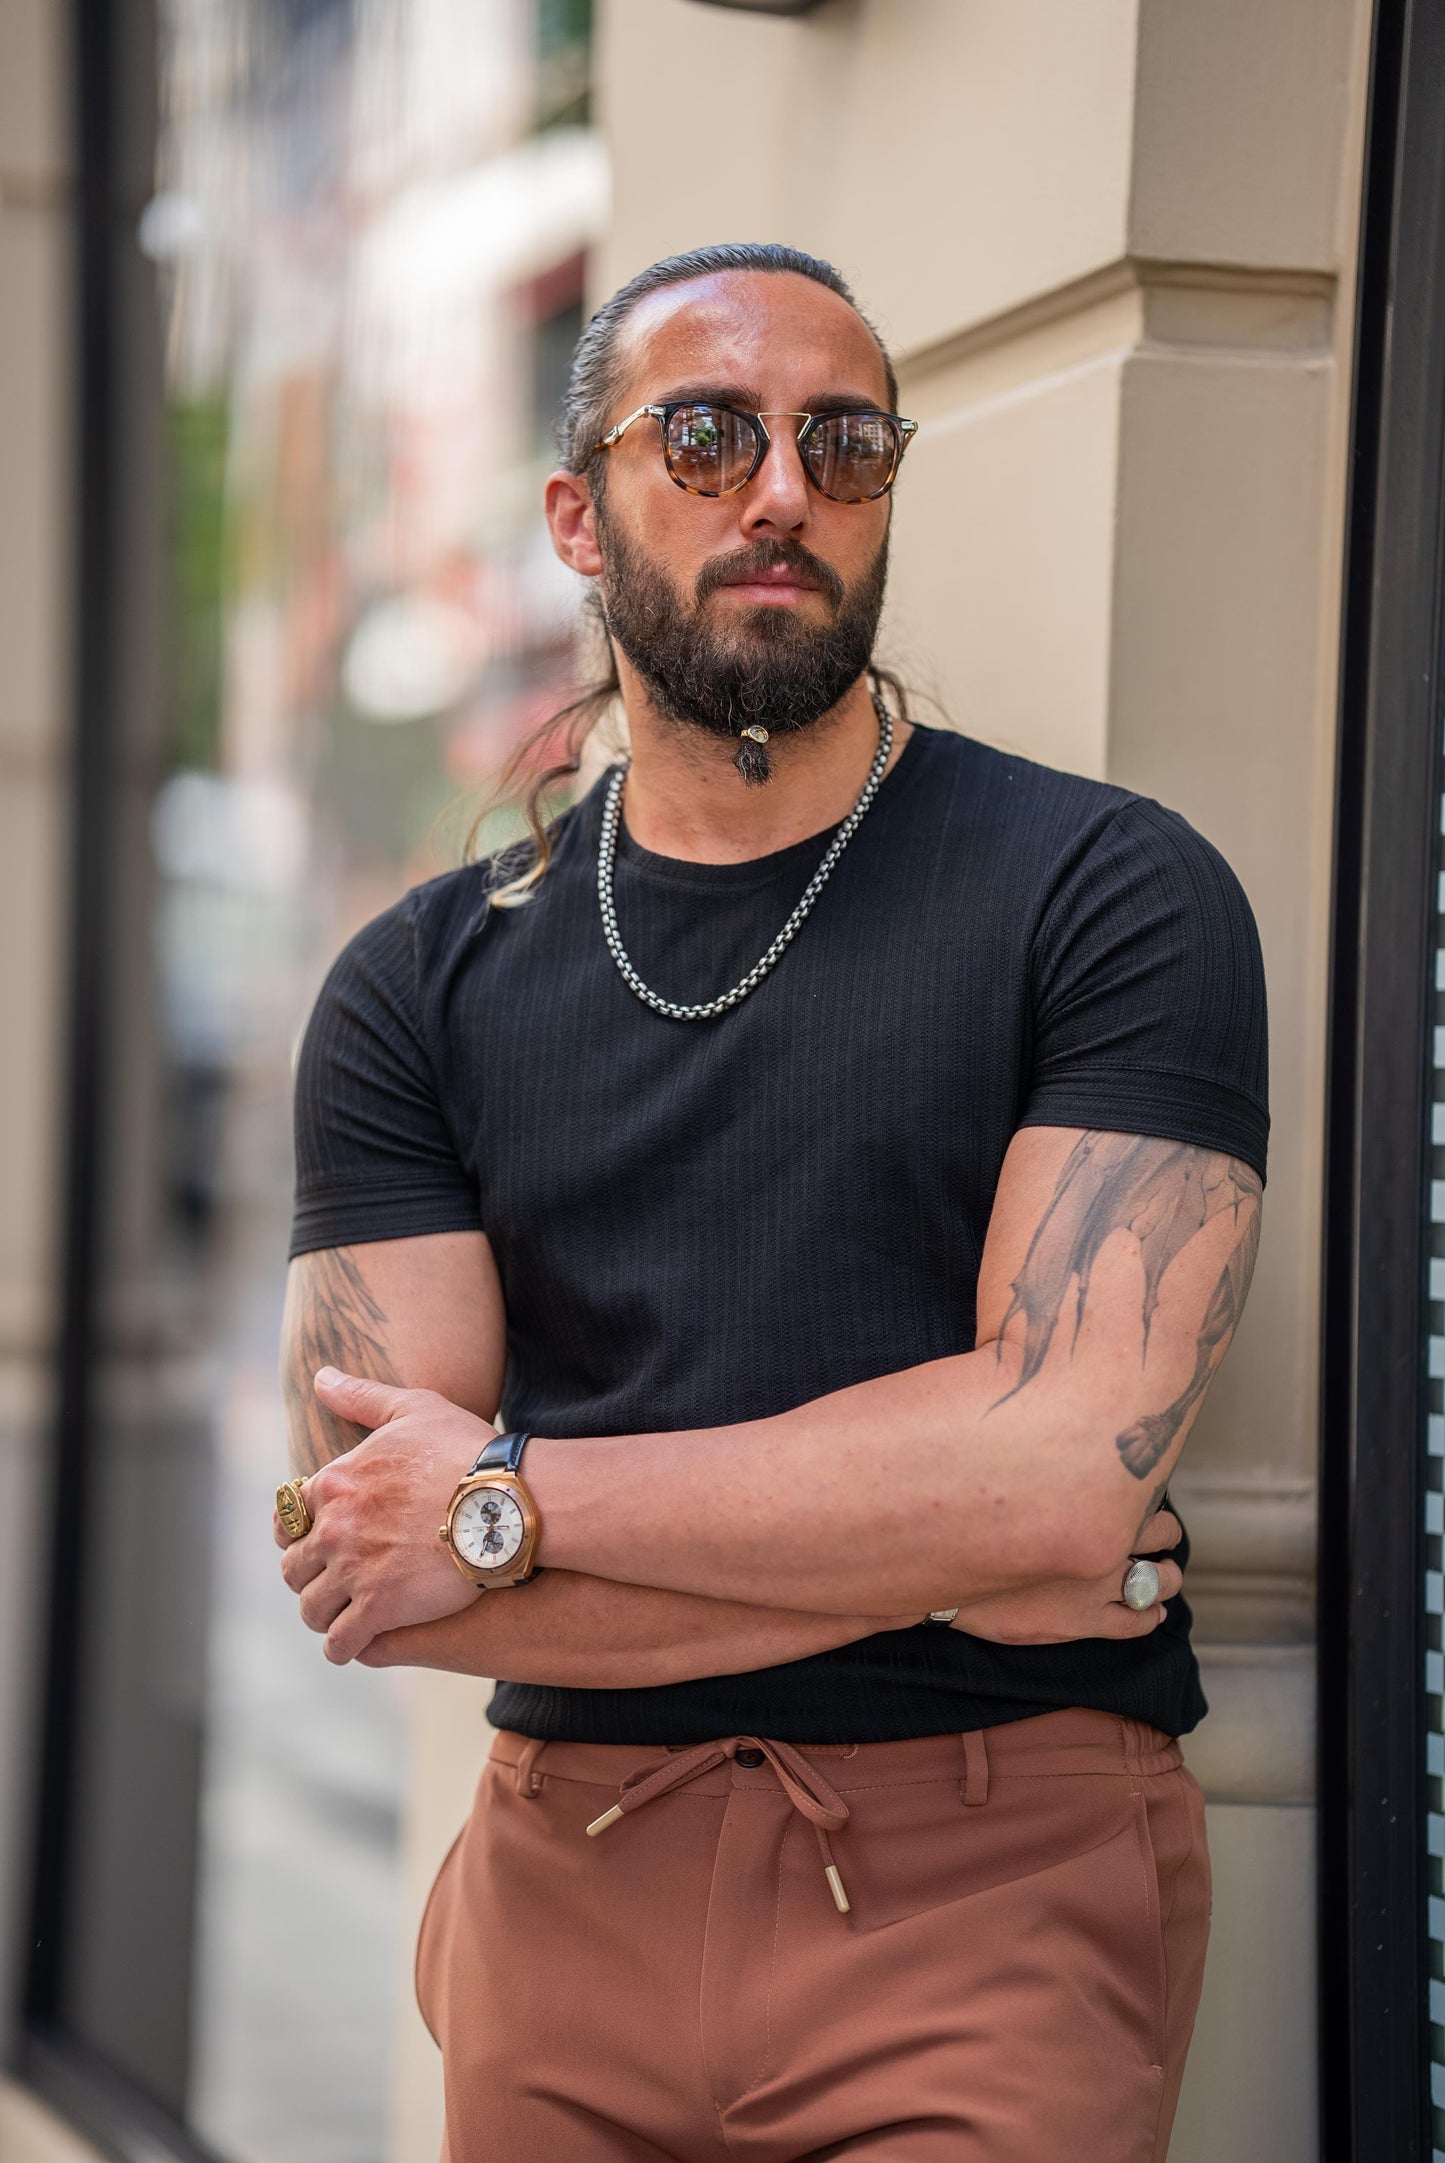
652, 383, 762, 409
651, 383, 890, 415
797, 391, 890, 416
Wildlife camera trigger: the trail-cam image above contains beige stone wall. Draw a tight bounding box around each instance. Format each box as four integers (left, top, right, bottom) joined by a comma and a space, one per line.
581, 0, 1378, 2155
0, 0, 74, 2067
0, 2078, 104, 2163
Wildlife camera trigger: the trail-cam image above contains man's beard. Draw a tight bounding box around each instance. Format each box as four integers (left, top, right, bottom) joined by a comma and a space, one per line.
596, 515, 888, 785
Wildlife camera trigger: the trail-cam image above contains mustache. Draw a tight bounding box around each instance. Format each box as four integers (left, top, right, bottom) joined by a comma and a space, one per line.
694, 540, 845, 610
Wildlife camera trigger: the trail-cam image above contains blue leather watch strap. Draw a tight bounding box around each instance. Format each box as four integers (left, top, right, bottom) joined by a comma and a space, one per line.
469, 1429, 531, 1478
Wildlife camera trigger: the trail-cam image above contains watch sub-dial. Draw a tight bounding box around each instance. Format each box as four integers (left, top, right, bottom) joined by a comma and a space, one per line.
455, 1488, 524, 1568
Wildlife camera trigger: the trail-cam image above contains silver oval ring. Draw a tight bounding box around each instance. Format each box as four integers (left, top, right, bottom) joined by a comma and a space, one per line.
1122, 1558, 1162, 1611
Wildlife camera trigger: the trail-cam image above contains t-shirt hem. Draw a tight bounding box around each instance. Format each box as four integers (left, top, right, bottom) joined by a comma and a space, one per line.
485, 1670, 1209, 1748
1017, 1068, 1268, 1182
289, 1186, 484, 1259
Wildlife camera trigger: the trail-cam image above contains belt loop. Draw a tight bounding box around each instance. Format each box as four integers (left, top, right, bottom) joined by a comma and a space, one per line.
961, 1728, 989, 1807
515, 1738, 546, 1798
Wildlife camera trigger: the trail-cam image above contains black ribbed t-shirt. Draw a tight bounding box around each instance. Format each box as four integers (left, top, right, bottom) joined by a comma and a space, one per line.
290, 723, 1268, 1745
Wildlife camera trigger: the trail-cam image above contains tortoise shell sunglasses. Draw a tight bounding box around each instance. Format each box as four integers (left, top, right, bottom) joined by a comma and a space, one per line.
593, 400, 919, 504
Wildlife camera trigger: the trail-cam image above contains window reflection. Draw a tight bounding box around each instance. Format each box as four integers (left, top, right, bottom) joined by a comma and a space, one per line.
130, 4, 604, 2155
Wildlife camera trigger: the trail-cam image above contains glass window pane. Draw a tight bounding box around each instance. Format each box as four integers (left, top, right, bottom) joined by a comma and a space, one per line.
55, 5, 603, 2156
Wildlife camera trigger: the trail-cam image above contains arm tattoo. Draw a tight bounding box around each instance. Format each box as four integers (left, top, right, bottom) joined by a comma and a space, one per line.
1131, 1476, 1170, 1549
992, 1132, 1262, 1481
282, 1247, 402, 1476
1115, 1184, 1261, 1479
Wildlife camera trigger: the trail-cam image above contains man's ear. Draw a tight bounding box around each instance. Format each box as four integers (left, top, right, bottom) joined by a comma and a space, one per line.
545, 468, 603, 579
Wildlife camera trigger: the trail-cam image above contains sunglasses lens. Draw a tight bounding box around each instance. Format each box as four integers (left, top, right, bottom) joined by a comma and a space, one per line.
664, 404, 760, 494
804, 413, 900, 501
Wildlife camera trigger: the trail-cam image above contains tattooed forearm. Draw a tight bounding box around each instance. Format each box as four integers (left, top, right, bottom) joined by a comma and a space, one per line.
1115, 1183, 1262, 1478
992, 1132, 1263, 1479
281, 1247, 402, 1476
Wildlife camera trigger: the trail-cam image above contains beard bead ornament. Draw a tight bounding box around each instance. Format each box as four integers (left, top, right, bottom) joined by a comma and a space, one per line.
737, 723, 772, 786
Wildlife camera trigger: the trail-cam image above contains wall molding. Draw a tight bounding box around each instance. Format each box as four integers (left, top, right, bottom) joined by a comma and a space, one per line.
1168, 1468, 1317, 1645
897, 254, 1337, 424
901, 254, 1337, 377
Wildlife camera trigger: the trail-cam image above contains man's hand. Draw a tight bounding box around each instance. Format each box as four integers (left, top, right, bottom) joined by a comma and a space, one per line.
948, 1507, 1184, 1646
274, 1367, 498, 1664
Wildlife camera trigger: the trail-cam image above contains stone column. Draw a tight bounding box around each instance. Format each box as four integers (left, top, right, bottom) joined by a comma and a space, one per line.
587, 1, 1377, 2154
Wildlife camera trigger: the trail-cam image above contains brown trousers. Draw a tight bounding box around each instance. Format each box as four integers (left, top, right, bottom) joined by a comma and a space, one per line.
416, 1708, 1210, 2162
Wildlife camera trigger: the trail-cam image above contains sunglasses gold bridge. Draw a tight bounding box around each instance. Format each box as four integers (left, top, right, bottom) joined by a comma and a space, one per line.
593, 401, 918, 503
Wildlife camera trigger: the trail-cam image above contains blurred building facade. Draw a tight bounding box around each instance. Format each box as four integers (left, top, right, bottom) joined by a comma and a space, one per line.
2, 4, 609, 2160
4, 2, 1444, 2161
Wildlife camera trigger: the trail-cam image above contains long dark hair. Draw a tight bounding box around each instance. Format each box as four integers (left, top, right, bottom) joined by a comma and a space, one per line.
483, 243, 903, 907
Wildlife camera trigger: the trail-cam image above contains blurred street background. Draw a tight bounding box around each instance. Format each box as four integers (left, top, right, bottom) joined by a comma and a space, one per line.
5, 8, 608, 2159
1, 3, 1440, 2161
146, 15, 601, 2160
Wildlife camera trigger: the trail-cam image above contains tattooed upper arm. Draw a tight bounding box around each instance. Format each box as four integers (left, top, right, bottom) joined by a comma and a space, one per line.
976, 1128, 1263, 1493
280, 1231, 506, 1477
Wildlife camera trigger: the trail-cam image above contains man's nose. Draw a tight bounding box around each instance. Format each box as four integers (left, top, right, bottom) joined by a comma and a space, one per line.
738, 418, 811, 535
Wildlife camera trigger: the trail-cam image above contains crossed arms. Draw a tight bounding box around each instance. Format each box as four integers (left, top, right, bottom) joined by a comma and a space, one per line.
276, 1124, 1262, 1681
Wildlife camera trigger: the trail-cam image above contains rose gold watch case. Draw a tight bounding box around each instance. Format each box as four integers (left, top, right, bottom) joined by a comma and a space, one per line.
439, 1472, 541, 1589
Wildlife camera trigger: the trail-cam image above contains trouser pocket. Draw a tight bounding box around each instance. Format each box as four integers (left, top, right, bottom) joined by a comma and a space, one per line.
1129, 1782, 1171, 2070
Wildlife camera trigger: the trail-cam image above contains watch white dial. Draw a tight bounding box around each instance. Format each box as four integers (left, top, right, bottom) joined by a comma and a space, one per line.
441, 1434, 540, 1589
453, 1487, 526, 1572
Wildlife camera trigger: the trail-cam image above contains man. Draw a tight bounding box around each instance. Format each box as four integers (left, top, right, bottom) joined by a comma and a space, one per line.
275, 243, 1266, 2163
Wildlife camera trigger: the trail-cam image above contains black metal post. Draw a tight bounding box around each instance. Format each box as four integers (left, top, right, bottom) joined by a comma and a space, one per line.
23, 0, 124, 2033
1320, 2, 1445, 2156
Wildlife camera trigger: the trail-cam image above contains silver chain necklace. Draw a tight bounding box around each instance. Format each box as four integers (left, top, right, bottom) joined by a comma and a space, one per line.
596, 687, 895, 1022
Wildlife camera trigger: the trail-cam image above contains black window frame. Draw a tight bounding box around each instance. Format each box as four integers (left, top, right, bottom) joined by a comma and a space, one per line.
14, 0, 221, 2157
1319, 2, 1445, 2158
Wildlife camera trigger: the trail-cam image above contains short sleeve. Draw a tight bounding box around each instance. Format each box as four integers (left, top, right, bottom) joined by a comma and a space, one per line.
1017, 797, 1269, 1181
288, 895, 483, 1258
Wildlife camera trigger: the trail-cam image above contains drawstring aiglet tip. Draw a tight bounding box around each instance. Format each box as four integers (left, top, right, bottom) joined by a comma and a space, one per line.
815, 1826, 851, 1913
586, 1804, 624, 1837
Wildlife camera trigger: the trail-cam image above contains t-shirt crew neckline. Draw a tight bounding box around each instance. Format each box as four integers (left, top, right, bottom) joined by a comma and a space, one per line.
608, 722, 926, 893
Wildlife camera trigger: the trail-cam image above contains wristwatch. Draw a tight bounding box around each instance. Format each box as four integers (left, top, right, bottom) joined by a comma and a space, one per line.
439, 1430, 542, 1590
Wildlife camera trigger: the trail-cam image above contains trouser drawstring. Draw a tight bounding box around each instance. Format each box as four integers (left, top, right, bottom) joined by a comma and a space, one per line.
586, 1734, 853, 1914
